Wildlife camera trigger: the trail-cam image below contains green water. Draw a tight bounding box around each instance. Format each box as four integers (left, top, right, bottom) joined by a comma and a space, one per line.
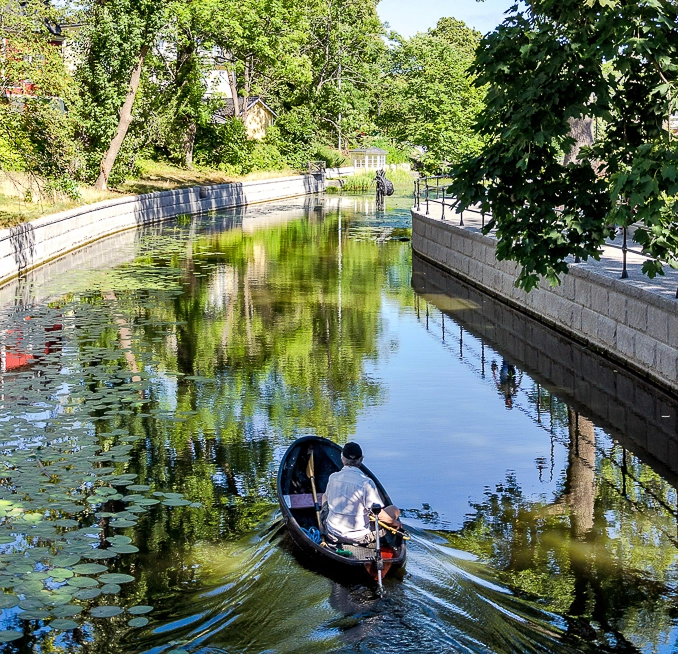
0, 193, 677, 653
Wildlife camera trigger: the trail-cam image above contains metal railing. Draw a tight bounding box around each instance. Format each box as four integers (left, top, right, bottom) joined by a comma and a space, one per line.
413, 176, 678, 297
308, 161, 326, 175
413, 176, 487, 228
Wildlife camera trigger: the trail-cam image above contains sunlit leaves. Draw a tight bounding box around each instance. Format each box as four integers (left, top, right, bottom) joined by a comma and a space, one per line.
450, 0, 678, 289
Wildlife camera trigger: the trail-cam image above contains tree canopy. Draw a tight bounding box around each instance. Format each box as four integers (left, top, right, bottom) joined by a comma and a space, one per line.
1, 2, 485, 194
449, 0, 678, 290
378, 18, 485, 172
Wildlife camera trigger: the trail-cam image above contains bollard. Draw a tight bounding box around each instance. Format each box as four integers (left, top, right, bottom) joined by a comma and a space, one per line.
621, 226, 629, 279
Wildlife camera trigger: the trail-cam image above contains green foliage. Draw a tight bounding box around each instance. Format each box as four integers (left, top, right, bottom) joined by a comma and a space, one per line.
378, 18, 485, 173
449, 0, 678, 290
194, 117, 251, 173
249, 142, 287, 171
311, 143, 347, 168
75, 0, 168, 179
340, 168, 413, 193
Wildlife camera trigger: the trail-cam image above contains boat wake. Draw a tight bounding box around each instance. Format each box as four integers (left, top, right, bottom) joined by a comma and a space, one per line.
129, 512, 596, 654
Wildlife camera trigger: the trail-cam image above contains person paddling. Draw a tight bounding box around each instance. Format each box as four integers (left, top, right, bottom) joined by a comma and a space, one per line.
323, 442, 401, 545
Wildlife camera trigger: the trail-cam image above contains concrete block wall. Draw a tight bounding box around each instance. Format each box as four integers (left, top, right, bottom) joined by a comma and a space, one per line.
0, 174, 324, 288
412, 209, 678, 394
412, 255, 678, 484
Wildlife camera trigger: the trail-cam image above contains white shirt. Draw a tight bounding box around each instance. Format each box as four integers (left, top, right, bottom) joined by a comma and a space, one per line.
325, 465, 383, 540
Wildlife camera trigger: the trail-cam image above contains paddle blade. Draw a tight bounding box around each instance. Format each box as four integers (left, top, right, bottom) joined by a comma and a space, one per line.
306, 448, 314, 478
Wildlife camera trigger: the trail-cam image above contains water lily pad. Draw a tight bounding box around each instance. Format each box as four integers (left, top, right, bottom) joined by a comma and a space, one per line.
121, 494, 145, 503
0, 631, 22, 643
52, 604, 82, 618
7, 564, 33, 574
14, 580, 44, 594
136, 499, 160, 506
54, 519, 79, 528
128, 616, 148, 628
82, 549, 117, 560
90, 605, 122, 618
50, 568, 74, 580
53, 555, 80, 567
108, 536, 132, 545
72, 588, 102, 601
109, 545, 139, 554
43, 592, 74, 606
0, 536, 16, 544
100, 584, 121, 595
19, 599, 44, 610
66, 577, 99, 588
50, 619, 78, 630
0, 594, 19, 609
98, 573, 134, 584
161, 499, 191, 507
126, 485, 150, 492
109, 520, 136, 528
128, 605, 153, 615
94, 487, 118, 496
72, 563, 108, 575
19, 608, 50, 620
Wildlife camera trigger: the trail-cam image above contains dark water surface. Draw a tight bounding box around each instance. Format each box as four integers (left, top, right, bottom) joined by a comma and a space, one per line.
0, 192, 677, 653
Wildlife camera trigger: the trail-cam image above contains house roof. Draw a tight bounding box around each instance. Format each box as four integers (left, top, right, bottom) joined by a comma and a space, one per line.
212, 97, 277, 123
349, 147, 388, 155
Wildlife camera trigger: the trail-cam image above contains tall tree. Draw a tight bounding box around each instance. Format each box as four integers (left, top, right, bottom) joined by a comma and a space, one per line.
449, 0, 678, 290
305, 0, 384, 149
208, 0, 310, 124
378, 18, 485, 172
76, 0, 167, 190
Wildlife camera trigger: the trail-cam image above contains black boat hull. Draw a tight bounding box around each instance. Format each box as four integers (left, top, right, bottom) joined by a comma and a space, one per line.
277, 436, 406, 581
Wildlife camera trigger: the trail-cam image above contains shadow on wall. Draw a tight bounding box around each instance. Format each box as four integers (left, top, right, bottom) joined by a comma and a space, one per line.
412, 253, 678, 486
10, 222, 36, 274
133, 183, 249, 226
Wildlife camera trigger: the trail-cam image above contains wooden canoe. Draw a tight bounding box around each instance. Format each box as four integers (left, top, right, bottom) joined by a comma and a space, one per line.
277, 435, 406, 582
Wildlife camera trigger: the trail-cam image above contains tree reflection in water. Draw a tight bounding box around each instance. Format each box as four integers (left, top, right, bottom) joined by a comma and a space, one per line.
442, 389, 678, 653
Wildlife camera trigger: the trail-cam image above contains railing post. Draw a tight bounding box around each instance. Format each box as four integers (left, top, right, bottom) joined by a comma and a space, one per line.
621, 226, 628, 279
441, 188, 445, 220
459, 208, 464, 227
425, 181, 429, 215
481, 212, 485, 229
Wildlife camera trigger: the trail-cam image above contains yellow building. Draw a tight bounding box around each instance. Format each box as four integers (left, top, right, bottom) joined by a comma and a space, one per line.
213, 97, 277, 140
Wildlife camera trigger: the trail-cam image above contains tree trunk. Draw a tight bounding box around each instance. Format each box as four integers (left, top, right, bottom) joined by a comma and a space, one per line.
563, 116, 594, 166
94, 45, 150, 191
228, 69, 241, 117
565, 408, 596, 539
182, 121, 196, 169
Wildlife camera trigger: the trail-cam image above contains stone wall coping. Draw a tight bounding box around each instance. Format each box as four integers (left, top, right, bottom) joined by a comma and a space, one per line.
412, 209, 678, 316
0, 174, 317, 245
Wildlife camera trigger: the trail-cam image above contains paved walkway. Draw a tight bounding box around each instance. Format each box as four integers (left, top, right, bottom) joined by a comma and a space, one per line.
415, 201, 678, 302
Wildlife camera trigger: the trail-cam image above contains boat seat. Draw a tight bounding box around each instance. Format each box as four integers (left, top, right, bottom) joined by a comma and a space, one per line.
283, 493, 325, 509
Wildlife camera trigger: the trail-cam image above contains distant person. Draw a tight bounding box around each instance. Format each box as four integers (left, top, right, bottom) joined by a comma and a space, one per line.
492, 358, 523, 409
323, 442, 401, 545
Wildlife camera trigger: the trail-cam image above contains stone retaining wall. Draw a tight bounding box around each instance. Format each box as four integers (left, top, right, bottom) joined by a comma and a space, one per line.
412, 255, 678, 483
411, 209, 678, 394
0, 174, 324, 287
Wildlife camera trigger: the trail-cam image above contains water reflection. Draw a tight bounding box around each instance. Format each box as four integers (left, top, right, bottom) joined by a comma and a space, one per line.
0, 195, 676, 652
413, 254, 678, 652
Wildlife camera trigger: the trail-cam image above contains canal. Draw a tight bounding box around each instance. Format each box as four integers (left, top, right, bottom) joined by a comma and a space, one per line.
0, 192, 677, 653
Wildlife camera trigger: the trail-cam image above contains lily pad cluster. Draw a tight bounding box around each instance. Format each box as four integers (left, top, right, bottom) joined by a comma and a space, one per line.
0, 300, 201, 640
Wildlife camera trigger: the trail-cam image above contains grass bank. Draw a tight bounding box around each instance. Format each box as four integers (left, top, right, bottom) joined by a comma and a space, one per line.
0, 160, 302, 229
327, 168, 415, 194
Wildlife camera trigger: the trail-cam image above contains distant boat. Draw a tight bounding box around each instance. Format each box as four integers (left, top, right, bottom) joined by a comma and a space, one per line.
277, 436, 407, 583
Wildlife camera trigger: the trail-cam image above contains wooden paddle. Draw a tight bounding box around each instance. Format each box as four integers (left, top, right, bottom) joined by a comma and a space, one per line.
305, 446, 325, 543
